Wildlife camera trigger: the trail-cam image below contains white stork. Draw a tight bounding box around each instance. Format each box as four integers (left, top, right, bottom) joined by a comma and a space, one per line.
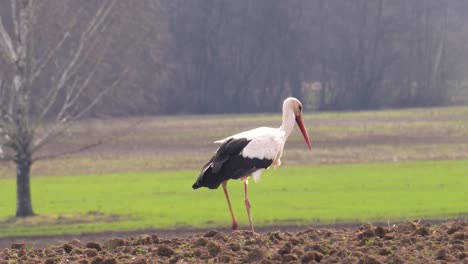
192, 97, 311, 232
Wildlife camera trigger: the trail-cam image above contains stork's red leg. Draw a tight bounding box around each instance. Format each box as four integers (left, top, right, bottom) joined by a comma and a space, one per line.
244, 181, 254, 233
222, 181, 238, 230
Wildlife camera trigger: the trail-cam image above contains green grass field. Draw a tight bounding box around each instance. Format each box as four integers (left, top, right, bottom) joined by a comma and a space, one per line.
1, 160, 467, 237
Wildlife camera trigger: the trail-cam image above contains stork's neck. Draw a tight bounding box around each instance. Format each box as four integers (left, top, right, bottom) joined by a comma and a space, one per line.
279, 108, 295, 138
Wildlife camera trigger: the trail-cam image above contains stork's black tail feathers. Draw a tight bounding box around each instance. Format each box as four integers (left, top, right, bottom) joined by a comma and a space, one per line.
192, 182, 202, 189
192, 138, 251, 190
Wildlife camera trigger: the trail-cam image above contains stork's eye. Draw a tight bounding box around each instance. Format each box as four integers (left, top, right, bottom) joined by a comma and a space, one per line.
299, 105, 302, 112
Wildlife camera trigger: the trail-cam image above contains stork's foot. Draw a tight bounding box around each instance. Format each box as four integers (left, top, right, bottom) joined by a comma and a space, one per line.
232, 221, 239, 230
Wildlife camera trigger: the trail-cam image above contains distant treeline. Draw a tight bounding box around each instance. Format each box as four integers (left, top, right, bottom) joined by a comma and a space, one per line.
1, 0, 468, 115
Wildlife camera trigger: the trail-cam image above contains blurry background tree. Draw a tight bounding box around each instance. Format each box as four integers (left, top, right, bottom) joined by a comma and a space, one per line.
0, 0, 165, 217
162, 0, 468, 113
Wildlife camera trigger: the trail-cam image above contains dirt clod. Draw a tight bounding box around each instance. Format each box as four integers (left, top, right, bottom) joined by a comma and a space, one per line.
283, 253, 298, 262
106, 238, 125, 250
436, 248, 448, 260
358, 224, 376, 239
383, 232, 395, 240
44, 258, 56, 264
133, 235, 152, 246
378, 248, 392, 256
130, 257, 146, 264
157, 245, 174, 257
203, 230, 219, 238
218, 253, 232, 263
85, 241, 102, 251
120, 246, 132, 253
91, 257, 103, 264
101, 257, 117, 264
358, 229, 375, 239
451, 232, 465, 241
206, 241, 221, 256
228, 242, 241, 252
192, 248, 202, 257
168, 255, 181, 264
394, 221, 418, 233
414, 226, 431, 236
10, 243, 25, 250
388, 255, 404, 264
150, 234, 160, 244
278, 243, 291, 255
213, 232, 228, 242
359, 255, 383, 264
301, 251, 323, 263
194, 237, 208, 246
304, 244, 325, 254
245, 248, 266, 262
268, 231, 283, 242
83, 248, 98, 258
290, 238, 300, 245
447, 222, 467, 234
458, 252, 467, 260
63, 243, 73, 253
374, 225, 387, 238
69, 239, 84, 248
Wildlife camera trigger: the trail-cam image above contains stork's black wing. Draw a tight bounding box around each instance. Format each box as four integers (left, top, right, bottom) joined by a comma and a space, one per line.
192, 138, 273, 189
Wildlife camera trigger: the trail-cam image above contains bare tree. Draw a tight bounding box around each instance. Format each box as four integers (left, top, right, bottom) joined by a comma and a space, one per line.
0, 0, 123, 217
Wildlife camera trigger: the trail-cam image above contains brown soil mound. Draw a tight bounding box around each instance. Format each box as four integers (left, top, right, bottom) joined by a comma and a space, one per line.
1, 220, 467, 263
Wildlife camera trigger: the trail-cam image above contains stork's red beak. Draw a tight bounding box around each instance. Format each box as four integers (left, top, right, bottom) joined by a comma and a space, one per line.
295, 114, 311, 150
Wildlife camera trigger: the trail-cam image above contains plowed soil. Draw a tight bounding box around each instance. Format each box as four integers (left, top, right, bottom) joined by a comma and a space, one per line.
1, 220, 467, 263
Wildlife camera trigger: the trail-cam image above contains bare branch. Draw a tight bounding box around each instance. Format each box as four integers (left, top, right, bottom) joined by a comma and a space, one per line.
62, 62, 101, 113
0, 153, 15, 163
34, 115, 144, 162
31, 31, 70, 81
0, 139, 15, 162
52, 1, 116, 95
33, 113, 143, 162
11, 0, 18, 44
33, 0, 117, 139
0, 14, 17, 63
0, 123, 16, 162
0, 79, 6, 119
30, 119, 66, 154
32, 67, 127, 154
33, 140, 103, 162
69, 68, 128, 122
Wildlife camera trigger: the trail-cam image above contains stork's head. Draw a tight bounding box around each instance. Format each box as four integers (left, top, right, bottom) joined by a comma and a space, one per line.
283, 97, 311, 150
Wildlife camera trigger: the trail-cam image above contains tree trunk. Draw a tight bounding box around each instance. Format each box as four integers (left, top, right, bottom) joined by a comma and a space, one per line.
16, 157, 34, 217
